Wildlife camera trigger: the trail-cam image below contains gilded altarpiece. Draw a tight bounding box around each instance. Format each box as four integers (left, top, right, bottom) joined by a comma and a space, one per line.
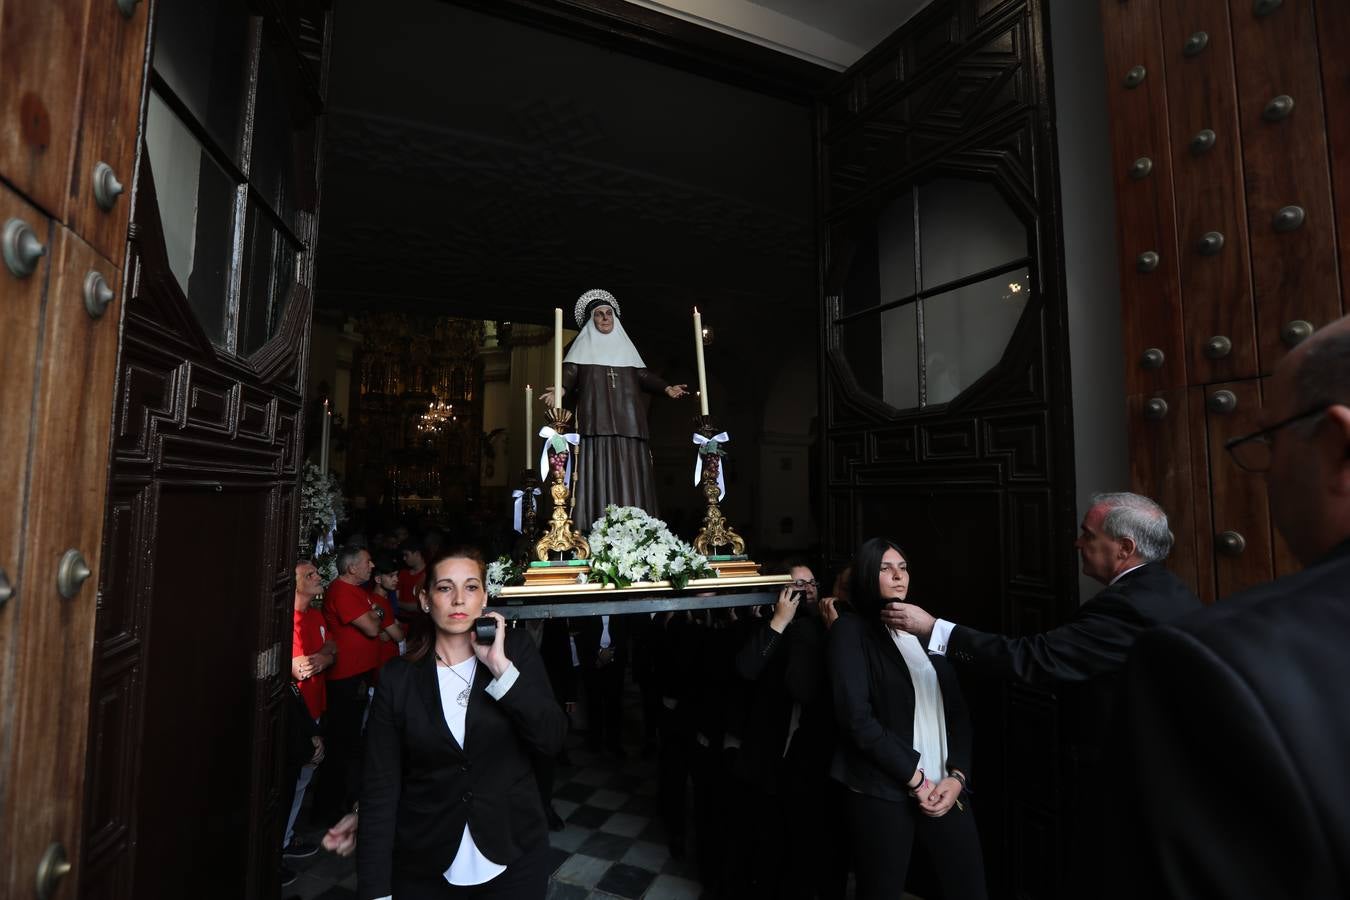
347, 313, 486, 516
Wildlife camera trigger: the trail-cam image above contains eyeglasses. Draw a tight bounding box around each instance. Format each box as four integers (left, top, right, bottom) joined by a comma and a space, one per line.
790, 579, 818, 589
1224, 404, 1328, 472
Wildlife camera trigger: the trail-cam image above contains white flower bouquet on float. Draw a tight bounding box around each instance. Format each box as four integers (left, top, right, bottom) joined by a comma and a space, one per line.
486, 555, 526, 598
586, 505, 715, 590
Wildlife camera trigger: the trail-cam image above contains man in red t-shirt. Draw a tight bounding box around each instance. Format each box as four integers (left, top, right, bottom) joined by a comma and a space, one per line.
285, 560, 335, 861
396, 540, 427, 618
313, 545, 382, 821
370, 553, 407, 674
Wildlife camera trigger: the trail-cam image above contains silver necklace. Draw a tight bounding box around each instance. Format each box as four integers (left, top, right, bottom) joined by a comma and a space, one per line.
436, 653, 475, 707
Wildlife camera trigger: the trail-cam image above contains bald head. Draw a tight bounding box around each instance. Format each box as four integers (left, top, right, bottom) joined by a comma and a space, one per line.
1264, 313, 1350, 565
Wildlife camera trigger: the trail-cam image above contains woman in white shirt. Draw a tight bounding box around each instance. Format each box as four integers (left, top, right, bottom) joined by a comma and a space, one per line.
358, 548, 568, 899
827, 537, 987, 899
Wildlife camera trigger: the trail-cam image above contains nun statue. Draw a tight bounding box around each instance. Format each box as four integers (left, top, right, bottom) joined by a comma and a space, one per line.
539, 289, 688, 531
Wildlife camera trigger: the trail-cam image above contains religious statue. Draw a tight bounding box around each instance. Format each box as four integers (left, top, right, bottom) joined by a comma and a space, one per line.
539, 289, 688, 530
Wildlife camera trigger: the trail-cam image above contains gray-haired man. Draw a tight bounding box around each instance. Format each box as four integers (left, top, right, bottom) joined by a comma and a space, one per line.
882, 492, 1201, 885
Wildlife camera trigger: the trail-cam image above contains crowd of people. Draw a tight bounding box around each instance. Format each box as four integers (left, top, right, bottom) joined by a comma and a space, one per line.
283, 312, 1350, 899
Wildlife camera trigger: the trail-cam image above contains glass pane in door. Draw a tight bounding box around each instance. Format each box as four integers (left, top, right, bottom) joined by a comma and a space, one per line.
923, 267, 1031, 404
918, 177, 1027, 289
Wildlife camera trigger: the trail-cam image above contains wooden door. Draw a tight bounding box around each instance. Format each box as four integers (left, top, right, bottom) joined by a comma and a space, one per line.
77, 4, 332, 897
0, 1, 152, 898
816, 2, 1078, 896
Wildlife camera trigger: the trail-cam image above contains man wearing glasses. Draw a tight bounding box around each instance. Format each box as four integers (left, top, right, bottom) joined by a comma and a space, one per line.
1116, 315, 1350, 900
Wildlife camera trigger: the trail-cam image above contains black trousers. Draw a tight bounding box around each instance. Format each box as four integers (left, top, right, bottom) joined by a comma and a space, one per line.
392, 841, 550, 900
312, 670, 370, 822
843, 788, 987, 900
581, 662, 624, 752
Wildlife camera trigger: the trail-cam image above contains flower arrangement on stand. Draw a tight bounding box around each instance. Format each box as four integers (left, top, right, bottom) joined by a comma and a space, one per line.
300, 460, 346, 584
587, 505, 715, 590
486, 555, 526, 599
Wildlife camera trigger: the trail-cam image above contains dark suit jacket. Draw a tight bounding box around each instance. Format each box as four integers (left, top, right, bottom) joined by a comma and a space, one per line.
1112, 540, 1350, 900
828, 612, 973, 801
947, 562, 1201, 747
575, 613, 630, 671
357, 631, 568, 899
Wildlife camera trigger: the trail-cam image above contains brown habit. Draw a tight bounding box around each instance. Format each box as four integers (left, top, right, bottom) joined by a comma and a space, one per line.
562, 362, 669, 530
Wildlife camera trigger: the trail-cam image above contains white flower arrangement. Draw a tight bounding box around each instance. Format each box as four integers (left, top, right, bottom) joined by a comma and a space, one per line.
587, 505, 714, 590
486, 555, 525, 598
299, 460, 346, 560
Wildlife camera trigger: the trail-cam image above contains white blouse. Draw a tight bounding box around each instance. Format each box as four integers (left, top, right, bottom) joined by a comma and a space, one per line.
888, 628, 950, 785
436, 657, 507, 886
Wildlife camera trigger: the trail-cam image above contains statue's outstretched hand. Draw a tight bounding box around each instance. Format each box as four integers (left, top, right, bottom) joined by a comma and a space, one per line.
537, 387, 556, 408
666, 384, 689, 399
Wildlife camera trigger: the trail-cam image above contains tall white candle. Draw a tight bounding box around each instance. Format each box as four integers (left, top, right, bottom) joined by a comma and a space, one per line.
554, 307, 564, 410
320, 399, 331, 472
524, 384, 532, 466
693, 307, 709, 416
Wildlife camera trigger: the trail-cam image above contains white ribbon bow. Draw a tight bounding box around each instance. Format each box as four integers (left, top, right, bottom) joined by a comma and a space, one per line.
512, 487, 542, 533
691, 431, 730, 500
539, 426, 582, 483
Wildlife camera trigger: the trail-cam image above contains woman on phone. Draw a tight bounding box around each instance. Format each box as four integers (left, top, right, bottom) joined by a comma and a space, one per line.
359, 548, 567, 900
828, 537, 986, 899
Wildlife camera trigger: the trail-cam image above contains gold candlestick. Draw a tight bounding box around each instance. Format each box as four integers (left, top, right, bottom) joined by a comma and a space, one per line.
692, 415, 744, 557
535, 408, 590, 561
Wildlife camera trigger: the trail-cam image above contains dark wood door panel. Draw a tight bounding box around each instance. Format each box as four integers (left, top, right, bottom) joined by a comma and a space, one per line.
64, 0, 150, 263
1098, 0, 1188, 394
3, 222, 121, 899
1159, 0, 1259, 383
0, 0, 90, 217
1203, 380, 1274, 596
1126, 389, 1202, 599
1313, 0, 1350, 317
1228, 0, 1341, 373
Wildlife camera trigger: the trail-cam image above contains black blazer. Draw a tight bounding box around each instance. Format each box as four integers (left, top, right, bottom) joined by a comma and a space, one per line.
828, 612, 973, 801
1112, 541, 1350, 900
358, 630, 568, 899
574, 613, 630, 670
947, 562, 1200, 747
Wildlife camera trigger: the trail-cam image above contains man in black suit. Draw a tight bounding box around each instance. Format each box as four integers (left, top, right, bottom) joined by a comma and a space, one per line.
1115, 315, 1350, 899
882, 491, 1201, 891
575, 613, 629, 756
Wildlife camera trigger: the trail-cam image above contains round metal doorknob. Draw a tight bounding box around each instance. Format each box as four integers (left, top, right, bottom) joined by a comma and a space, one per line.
1253, 0, 1283, 15
1190, 128, 1217, 155
1183, 31, 1209, 56
1216, 531, 1247, 557
1123, 65, 1147, 88
116, 0, 140, 16
1207, 389, 1238, 414
92, 161, 124, 210
36, 842, 71, 900
3, 217, 46, 278
1273, 205, 1305, 232
57, 549, 92, 599
1204, 335, 1233, 359
1281, 319, 1314, 346
1143, 397, 1169, 420
1262, 94, 1294, 122
1136, 251, 1160, 273
1129, 157, 1153, 180
83, 270, 115, 319
1140, 348, 1165, 369
1198, 231, 1225, 256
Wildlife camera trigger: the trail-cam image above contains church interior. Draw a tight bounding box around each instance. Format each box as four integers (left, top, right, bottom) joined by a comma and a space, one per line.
1, 0, 1347, 898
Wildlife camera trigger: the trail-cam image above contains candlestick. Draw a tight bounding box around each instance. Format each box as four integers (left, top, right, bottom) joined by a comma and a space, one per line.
553, 307, 564, 410
524, 384, 533, 466
320, 399, 331, 473
693, 307, 709, 415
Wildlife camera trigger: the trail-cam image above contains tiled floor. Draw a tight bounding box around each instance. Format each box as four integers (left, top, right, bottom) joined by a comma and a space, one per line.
283, 734, 701, 900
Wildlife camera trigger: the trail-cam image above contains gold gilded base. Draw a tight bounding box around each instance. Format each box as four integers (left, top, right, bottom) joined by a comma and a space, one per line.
535, 407, 590, 562
708, 559, 760, 578
523, 565, 592, 586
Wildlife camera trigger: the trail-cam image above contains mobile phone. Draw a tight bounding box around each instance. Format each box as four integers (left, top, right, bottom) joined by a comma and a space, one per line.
473, 616, 497, 645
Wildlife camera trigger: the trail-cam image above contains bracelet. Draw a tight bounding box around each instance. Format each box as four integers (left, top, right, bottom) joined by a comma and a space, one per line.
907, 768, 925, 792
948, 769, 969, 793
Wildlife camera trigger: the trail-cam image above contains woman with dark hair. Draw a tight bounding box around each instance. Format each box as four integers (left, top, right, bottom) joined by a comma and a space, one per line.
828, 537, 986, 900
359, 548, 568, 900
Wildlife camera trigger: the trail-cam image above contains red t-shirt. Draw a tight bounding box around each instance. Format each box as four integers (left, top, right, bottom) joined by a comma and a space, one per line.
396, 568, 425, 609
372, 591, 399, 670
322, 579, 380, 680
292, 606, 328, 720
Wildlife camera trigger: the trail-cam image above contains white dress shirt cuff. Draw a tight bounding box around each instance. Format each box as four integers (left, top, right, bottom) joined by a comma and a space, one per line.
485, 662, 520, 699
928, 619, 956, 655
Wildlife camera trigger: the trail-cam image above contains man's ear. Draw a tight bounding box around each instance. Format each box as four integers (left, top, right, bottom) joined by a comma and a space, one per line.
1118, 536, 1138, 561
1325, 404, 1350, 496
